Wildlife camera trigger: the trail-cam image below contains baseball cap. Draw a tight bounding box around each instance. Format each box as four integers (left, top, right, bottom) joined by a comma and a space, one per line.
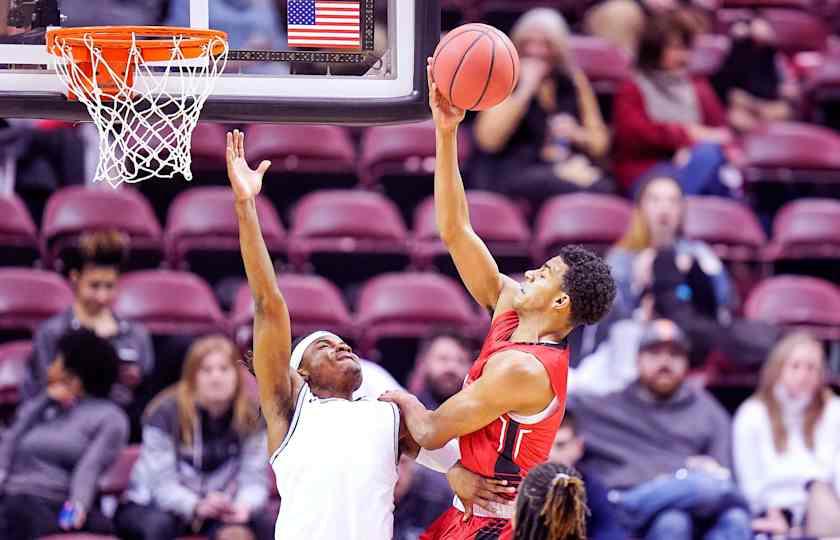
638, 319, 690, 353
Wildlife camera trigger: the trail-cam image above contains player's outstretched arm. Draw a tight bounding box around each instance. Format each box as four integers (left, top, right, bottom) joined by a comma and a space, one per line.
382, 350, 553, 449
228, 130, 295, 456
428, 61, 514, 313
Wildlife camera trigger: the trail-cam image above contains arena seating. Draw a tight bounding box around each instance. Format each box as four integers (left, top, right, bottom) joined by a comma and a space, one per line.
0, 193, 40, 267
41, 186, 164, 272
532, 193, 633, 262
683, 196, 767, 262
0, 268, 73, 342
767, 198, 840, 281
741, 121, 840, 185
744, 275, 840, 339
412, 191, 531, 275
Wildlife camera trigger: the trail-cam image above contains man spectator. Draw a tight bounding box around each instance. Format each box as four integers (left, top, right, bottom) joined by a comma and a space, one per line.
569, 319, 751, 540
394, 331, 473, 539
548, 411, 628, 540
24, 231, 154, 442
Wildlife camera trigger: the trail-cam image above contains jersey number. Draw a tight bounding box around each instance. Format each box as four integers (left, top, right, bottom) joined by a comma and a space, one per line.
497, 417, 531, 461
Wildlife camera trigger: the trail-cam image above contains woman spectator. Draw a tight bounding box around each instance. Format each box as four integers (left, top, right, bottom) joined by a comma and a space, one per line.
733, 333, 840, 537
608, 169, 733, 320
613, 11, 736, 196
0, 329, 128, 539
115, 335, 273, 540
25, 230, 155, 441
711, 16, 794, 133
473, 8, 612, 210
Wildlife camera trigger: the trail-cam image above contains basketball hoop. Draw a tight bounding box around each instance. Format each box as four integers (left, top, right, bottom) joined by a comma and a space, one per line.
46, 26, 229, 188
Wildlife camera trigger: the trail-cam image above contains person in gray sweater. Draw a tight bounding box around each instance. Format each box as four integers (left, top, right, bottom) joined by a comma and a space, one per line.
115, 335, 273, 540
569, 319, 752, 540
0, 328, 129, 540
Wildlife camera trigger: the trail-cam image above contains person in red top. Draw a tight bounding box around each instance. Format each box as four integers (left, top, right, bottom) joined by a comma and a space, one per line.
381, 61, 617, 540
612, 11, 733, 195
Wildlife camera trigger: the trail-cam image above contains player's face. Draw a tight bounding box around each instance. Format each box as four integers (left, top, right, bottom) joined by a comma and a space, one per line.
640, 178, 683, 246
637, 342, 688, 398
195, 351, 239, 406
72, 265, 118, 317
422, 337, 471, 401
780, 341, 824, 400
549, 426, 584, 468
514, 256, 567, 313
301, 336, 363, 394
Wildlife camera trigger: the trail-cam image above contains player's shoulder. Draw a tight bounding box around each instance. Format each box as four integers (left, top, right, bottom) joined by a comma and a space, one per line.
485, 349, 547, 382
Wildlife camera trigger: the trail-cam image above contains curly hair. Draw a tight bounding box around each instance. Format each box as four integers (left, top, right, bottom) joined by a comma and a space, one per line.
514, 462, 589, 540
558, 245, 616, 326
57, 328, 120, 399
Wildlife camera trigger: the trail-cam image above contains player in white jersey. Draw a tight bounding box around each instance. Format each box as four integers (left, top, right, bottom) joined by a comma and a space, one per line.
226, 130, 512, 540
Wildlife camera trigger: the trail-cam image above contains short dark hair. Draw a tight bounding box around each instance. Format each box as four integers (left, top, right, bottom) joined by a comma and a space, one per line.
417, 329, 473, 360
558, 245, 616, 326
637, 11, 697, 71
65, 230, 129, 274
559, 410, 577, 434
57, 328, 120, 399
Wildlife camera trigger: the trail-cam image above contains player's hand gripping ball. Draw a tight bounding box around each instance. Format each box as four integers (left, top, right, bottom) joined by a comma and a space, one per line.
431, 23, 520, 111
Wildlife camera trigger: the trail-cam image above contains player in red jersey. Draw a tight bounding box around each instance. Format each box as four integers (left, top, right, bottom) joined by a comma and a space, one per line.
381, 62, 617, 540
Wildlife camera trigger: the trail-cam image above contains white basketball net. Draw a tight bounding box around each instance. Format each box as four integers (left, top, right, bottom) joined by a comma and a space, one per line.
49, 31, 228, 188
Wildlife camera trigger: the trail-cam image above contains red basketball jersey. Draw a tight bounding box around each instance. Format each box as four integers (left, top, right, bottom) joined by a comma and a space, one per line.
459, 310, 570, 485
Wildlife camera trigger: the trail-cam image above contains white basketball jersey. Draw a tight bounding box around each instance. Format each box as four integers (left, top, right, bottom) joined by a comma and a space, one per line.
270, 384, 400, 540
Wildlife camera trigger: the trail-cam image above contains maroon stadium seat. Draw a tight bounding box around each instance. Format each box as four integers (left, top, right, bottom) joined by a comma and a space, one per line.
113, 270, 226, 335
762, 9, 829, 55
244, 124, 356, 175
804, 54, 840, 125
769, 198, 840, 259
356, 272, 481, 367
41, 186, 163, 271
689, 34, 731, 77
359, 121, 472, 187
742, 122, 840, 184
0, 193, 40, 267
412, 191, 531, 274
288, 191, 410, 285
569, 35, 631, 93
0, 269, 72, 340
720, 0, 811, 9
744, 275, 840, 338
0, 340, 31, 409
683, 196, 767, 260
189, 122, 228, 173
475, 0, 582, 34
532, 193, 633, 262
231, 274, 354, 349
165, 187, 285, 282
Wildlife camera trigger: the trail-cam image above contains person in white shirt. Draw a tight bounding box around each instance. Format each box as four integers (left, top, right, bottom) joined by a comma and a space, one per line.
733, 332, 840, 537
226, 130, 511, 540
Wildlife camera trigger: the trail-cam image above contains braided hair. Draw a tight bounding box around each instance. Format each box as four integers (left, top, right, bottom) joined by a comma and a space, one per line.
513, 463, 589, 540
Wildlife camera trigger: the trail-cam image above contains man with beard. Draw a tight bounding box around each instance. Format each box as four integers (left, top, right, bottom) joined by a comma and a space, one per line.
568, 319, 752, 540
395, 332, 473, 539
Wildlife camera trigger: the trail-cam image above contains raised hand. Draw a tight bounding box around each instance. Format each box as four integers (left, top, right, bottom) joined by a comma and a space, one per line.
427, 58, 466, 134
226, 129, 271, 202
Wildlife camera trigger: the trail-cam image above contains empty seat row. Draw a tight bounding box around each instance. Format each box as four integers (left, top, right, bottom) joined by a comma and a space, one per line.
5, 185, 840, 276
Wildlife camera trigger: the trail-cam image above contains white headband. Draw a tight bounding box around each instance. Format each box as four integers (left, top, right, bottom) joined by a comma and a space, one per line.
289, 331, 340, 371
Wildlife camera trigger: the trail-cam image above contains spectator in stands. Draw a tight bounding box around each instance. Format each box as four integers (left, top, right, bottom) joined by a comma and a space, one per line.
613, 11, 736, 196
711, 16, 794, 133
570, 319, 752, 540
733, 332, 840, 537
115, 335, 273, 540
548, 411, 628, 539
472, 8, 612, 210
165, 0, 287, 74
0, 329, 128, 540
25, 230, 154, 441
583, 0, 646, 59
395, 331, 474, 537
608, 170, 732, 322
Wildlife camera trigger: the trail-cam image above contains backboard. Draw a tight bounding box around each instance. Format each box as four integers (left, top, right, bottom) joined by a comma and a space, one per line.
0, 0, 439, 124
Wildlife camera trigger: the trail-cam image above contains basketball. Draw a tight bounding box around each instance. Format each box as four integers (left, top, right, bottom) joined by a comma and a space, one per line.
431, 23, 520, 112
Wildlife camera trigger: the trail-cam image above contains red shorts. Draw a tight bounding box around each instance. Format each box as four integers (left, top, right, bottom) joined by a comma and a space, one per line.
420, 507, 512, 540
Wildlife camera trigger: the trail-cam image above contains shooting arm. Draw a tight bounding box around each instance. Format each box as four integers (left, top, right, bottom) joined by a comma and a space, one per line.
435, 129, 508, 311
236, 199, 293, 456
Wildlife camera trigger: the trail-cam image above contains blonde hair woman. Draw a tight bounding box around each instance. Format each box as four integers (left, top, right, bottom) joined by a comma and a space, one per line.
116, 335, 274, 540
472, 8, 612, 208
733, 332, 840, 537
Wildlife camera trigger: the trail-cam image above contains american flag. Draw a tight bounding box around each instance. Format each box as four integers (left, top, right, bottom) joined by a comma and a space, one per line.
287, 0, 361, 50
